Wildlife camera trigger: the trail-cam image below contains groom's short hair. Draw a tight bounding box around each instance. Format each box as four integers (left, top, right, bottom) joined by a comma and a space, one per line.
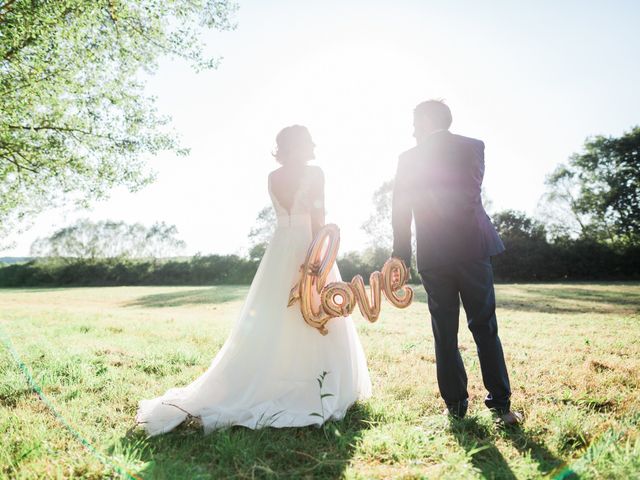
414, 100, 452, 130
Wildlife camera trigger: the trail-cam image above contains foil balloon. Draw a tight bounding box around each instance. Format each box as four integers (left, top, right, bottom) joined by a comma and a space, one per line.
288, 224, 341, 335
321, 282, 356, 318
381, 257, 414, 308
289, 224, 414, 335
350, 272, 382, 322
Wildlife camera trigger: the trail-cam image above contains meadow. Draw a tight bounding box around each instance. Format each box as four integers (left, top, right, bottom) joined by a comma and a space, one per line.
1, 283, 639, 479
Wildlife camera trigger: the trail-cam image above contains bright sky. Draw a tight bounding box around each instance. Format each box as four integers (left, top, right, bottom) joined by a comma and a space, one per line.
3, 0, 639, 257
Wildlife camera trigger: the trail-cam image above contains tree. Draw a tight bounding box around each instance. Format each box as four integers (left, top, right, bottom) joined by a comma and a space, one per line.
30, 219, 186, 259
537, 170, 588, 241
490, 209, 552, 281
544, 127, 640, 244
0, 0, 237, 243
492, 210, 547, 244
481, 187, 494, 215
362, 179, 420, 270
247, 206, 276, 260
361, 180, 393, 250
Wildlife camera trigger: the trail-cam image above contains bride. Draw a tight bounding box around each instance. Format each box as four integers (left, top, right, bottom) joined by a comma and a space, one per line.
136, 125, 372, 435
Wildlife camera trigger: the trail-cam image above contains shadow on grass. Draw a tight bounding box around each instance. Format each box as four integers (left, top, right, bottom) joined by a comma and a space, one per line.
411, 284, 640, 314
499, 286, 640, 314
450, 416, 569, 479
449, 416, 517, 480
0, 287, 81, 293
124, 286, 248, 308
112, 403, 373, 478
500, 423, 570, 478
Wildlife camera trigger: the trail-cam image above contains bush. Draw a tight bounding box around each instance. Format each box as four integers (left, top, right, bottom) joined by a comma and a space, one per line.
492, 239, 640, 282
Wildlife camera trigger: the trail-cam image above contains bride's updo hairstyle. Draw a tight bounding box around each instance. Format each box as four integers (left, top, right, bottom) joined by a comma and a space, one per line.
273, 125, 315, 165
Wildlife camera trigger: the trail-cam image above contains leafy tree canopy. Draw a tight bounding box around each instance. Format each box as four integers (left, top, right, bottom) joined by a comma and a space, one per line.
0, 0, 237, 242
545, 127, 640, 244
492, 209, 547, 243
361, 180, 393, 249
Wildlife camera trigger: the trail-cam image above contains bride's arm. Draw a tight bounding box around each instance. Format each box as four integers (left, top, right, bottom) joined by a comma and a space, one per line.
310, 167, 325, 236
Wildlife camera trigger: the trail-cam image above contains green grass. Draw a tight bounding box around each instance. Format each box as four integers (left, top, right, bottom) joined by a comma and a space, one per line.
1, 283, 639, 479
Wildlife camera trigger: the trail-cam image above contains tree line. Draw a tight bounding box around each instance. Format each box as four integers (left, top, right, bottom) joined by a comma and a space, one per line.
2, 235, 637, 287
1, 114, 638, 286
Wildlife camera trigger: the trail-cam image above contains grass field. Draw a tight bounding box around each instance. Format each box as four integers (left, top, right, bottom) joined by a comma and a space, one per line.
1, 283, 639, 479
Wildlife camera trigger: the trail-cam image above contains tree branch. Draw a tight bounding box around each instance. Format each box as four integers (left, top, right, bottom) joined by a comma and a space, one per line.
0, 66, 67, 98
126, 19, 200, 62
2, 153, 39, 174
9, 124, 94, 134
0, 0, 18, 18
7, 124, 123, 142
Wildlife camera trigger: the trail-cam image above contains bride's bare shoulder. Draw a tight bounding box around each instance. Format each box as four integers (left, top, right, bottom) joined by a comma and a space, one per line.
306, 165, 324, 181
268, 167, 285, 183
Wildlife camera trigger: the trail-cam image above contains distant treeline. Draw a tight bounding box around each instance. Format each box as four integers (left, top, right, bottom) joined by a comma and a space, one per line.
0, 238, 638, 287
0, 255, 259, 287
339, 240, 640, 284
491, 238, 640, 281
3, 126, 638, 288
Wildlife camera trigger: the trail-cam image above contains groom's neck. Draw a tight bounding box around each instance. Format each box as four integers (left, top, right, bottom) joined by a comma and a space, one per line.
416, 128, 448, 144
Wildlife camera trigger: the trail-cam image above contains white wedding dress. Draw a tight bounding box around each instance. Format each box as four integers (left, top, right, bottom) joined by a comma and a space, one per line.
136, 170, 372, 436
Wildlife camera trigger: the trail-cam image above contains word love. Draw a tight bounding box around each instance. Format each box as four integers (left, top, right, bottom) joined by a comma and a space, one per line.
288, 224, 414, 335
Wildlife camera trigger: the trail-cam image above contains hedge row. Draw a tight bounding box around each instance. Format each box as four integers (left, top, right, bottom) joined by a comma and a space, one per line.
1, 238, 638, 287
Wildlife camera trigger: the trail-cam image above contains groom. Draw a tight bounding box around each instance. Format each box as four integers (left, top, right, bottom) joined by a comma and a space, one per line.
391, 100, 520, 424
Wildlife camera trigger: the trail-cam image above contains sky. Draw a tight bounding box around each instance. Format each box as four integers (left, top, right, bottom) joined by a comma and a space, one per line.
2, 0, 640, 257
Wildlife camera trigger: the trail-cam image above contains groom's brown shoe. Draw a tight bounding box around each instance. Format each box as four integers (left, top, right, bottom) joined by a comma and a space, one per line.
495, 410, 523, 426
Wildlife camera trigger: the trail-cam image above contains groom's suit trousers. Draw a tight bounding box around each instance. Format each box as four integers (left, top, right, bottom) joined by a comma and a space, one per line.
419, 257, 511, 412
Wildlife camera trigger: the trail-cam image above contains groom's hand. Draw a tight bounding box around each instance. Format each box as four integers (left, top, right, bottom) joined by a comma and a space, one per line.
390, 257, 407, 284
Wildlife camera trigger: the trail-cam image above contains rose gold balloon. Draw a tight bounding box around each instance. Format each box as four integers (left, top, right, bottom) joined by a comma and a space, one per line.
303, 224, 339, 294
289, 225, 414, 335
321, 281, 356, 318
350, 272, 382, 322
287, 266, 303, 307
288, 224, 341, 335
381, 258, 413, 308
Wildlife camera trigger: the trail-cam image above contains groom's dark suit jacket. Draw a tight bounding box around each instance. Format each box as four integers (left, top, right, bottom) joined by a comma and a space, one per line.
392, 130, 504, 271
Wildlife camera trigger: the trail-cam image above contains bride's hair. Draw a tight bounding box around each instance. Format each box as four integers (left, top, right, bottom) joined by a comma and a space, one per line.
273, 125, 315, 165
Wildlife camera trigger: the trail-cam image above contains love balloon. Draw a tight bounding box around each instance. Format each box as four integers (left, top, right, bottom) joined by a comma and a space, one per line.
288, 224, 414, 335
